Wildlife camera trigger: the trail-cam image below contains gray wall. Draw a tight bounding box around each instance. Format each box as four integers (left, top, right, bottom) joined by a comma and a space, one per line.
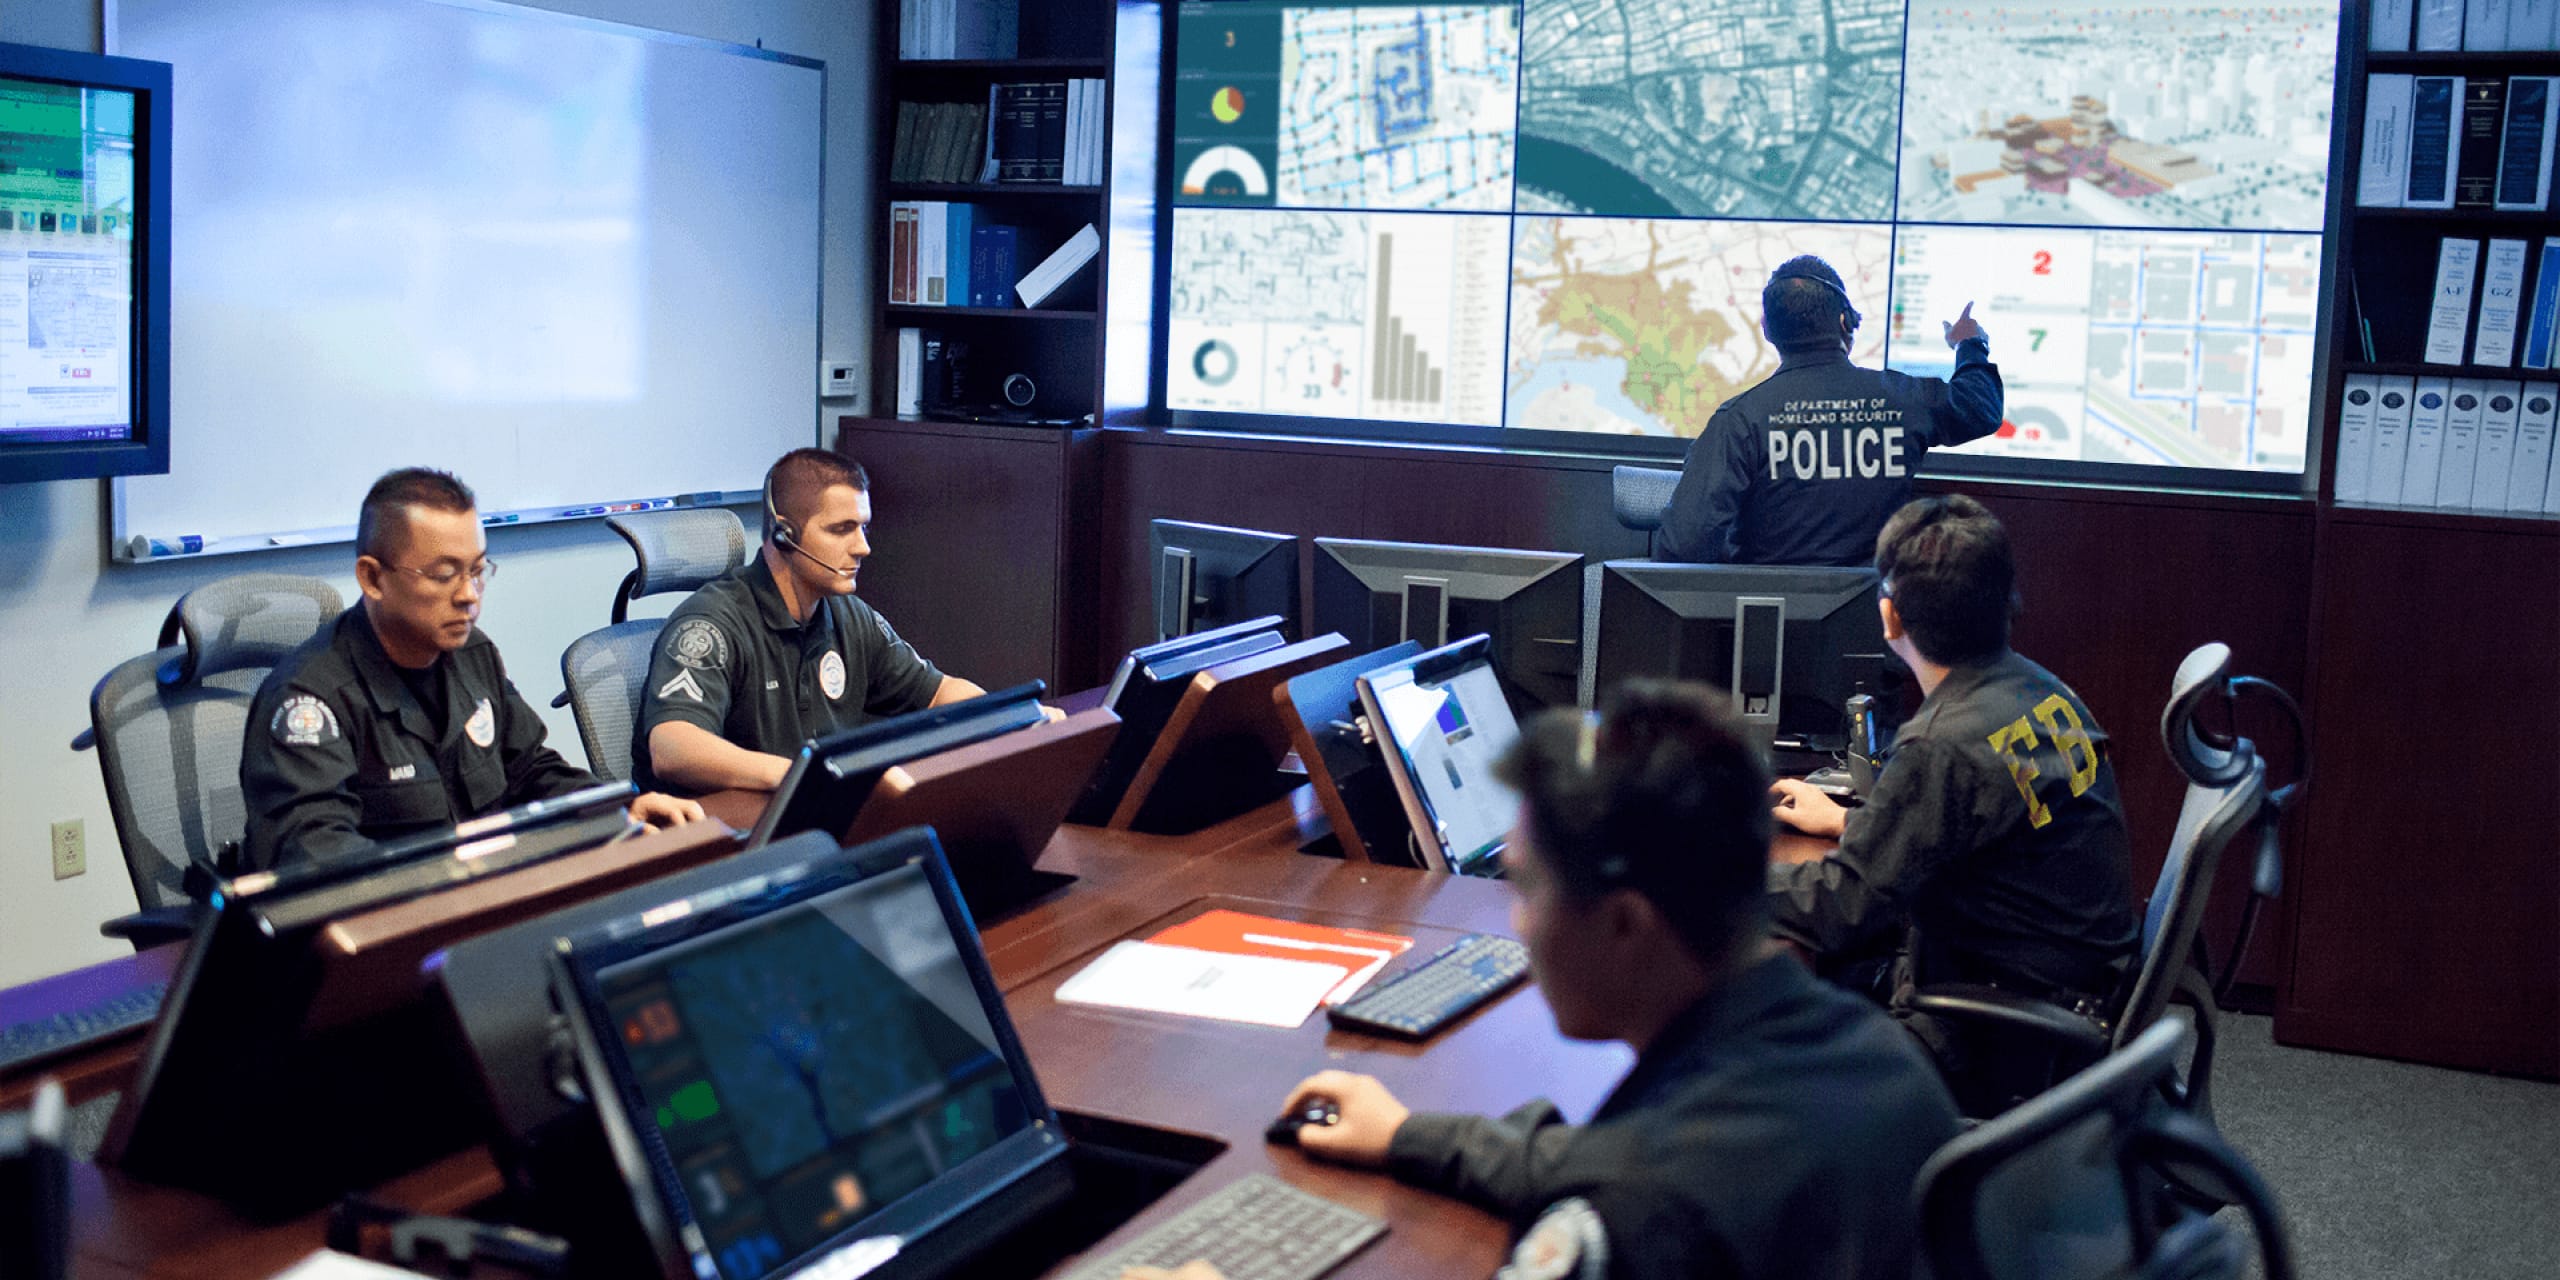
0, 0, 872, 987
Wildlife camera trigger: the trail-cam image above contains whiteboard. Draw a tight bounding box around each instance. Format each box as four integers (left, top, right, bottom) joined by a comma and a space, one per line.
111, 0, 822, 558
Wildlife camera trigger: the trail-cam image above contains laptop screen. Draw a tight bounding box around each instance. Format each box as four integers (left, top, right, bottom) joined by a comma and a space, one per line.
553, 835, 1066, 1280
1362, 645, 1521, 875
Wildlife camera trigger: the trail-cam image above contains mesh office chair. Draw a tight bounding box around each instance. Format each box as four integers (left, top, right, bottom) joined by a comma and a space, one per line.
1914, 1020, 2298, 1280
1609, 464, 1681, 555
72, 574, 343, 945
553, 509, 749, 781
1908, 644, 2309, 1136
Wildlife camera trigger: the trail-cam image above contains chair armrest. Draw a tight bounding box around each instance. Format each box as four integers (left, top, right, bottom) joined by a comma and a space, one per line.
99, 905, 199, 949
1906, 983, 2110, 1060
550, 689, 572, 709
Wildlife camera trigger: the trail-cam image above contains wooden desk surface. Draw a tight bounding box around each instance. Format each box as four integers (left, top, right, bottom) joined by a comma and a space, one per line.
18, 784, 1839, 1280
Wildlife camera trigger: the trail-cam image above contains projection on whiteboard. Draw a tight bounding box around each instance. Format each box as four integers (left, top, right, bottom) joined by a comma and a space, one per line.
0, 76, 136, 445
1162, 0, 2341, 477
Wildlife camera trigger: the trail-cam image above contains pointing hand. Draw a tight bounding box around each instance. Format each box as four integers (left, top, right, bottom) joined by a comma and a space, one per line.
1942, 301, 1986, 349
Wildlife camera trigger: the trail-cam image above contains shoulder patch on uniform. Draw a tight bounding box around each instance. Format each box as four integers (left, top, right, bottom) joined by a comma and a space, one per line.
464, 697, 496, 748
271, 694, 340, 747
1497, 1198, 1609, 1280
664, 617, 732, 670
657, 669, 708, 703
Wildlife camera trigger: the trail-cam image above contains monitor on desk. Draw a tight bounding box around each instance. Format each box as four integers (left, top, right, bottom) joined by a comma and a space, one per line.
1067, 615, 1287, 826
1311, 538, 1583, 714
548, 827, 1075, 1280
1149, 518, 1298, 642
1594, 562, 1894, 753
1354, 636, 1523, 878
748, 681, 1050, 849
100, 781, 721, 1213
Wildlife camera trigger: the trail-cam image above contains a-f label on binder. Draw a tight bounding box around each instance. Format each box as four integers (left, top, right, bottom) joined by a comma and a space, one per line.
2425, 238, 2481, 365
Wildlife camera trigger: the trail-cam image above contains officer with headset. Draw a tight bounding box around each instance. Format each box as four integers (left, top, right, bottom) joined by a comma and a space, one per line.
633, 447, 1033, 796
1660, 257, 2003, 567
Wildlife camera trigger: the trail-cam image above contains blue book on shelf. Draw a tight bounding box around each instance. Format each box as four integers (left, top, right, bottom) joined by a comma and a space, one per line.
944, 203, 975, 310
971, 224, 1019, 307
2525, 238, 2560, 370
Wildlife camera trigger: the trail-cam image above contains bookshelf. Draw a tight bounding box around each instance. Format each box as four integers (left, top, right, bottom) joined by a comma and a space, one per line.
2325, 4, 2560, 524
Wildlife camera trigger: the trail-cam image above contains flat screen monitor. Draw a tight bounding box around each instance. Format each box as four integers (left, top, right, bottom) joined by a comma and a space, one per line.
748, 681, 1050, 848
1148, 518, 1299, 642
1354, 635, 1522, 877
549, 827, 1074, 1280
1594, 562, 1894, 750
103, 782, 674, 1211
1069, 615, 1286, 825
1311, 537, 1582, 713
0, 42, 170, 483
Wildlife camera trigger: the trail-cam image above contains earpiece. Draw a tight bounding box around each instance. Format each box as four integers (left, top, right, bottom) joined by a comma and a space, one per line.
762, 469, 797, 548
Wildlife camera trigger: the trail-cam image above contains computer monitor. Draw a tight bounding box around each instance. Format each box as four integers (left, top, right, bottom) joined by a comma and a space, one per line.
547, 828, 1075, 1280
1103, 633, 1348, 834
1148, 518, 1299, 642
1593, 562, 1894, 751
841, 707, 1122, 911
0, 43, 172, 483
1311, 538, 1583, 713
1067, 615, 1287, 826
102, 782, 734, 1212
1277, 639, 1426, 865
1353, 636, 1523, 878
748, 681, 1050, 848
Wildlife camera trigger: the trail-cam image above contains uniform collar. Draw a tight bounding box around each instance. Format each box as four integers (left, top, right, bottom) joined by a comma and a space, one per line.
1775, 342, 1852, 372
1596, 951, 1811, 1121
743, 553, 833, 636
1896, 649, 2021, 743
340, 604, 471, 744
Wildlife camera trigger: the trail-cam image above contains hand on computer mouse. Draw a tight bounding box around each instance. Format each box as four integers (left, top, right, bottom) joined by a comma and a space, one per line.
1769, 779, 1848, 839
1276, 1071, 1409, 1167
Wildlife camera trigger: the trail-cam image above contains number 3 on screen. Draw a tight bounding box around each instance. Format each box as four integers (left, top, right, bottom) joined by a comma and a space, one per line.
2031, 250, 2052, 276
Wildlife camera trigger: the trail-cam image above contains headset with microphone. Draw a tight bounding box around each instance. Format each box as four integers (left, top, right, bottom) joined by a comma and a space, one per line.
763, 469, 859, 580
1768, 263, 1862, 342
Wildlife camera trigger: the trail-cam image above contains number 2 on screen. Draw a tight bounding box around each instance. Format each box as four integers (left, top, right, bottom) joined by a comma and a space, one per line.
2031, 250, 2053, 276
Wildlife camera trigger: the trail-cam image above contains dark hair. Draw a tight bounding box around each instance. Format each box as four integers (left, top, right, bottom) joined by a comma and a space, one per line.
1873, 494, 2018, 665
356, 468, 476, 560
765, 447, 870, 542
1762, 255, 1853, 350
1494, 680, 1773, 966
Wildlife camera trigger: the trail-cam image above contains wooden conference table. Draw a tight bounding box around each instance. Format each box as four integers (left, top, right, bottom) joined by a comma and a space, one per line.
10, 782, 1831, 1280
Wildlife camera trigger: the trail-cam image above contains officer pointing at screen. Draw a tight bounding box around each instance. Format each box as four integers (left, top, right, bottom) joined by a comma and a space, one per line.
1660, 257, 2003, 566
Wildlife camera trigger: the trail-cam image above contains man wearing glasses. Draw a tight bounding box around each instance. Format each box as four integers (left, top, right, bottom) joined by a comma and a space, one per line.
240, 468, 702, 871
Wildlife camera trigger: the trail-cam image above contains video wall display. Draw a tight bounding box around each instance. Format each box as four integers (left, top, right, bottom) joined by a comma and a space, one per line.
1164, 0, 2339, 475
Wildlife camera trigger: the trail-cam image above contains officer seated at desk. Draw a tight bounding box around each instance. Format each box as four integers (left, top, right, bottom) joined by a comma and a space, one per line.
240, 468, 702, 871
1139, 681, 1961, 1280
633, 447, 1046, 796
1766, 495, 2138, 1113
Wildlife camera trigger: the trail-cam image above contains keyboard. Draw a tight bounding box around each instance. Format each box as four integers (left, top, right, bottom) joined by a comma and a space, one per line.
0, 981, 168, 1076
1325, 934, 1528, 1039
1060, 1174, 1385, 1280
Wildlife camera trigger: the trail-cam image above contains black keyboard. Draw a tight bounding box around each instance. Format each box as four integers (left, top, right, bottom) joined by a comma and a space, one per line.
0, 981, 168, 1076
1059, 1174, 1386, 1280
1325, 934, 1528, 1039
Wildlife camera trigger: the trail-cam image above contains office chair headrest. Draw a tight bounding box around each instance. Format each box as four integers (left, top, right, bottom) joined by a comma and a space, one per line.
2161, 643, 2251, 788
157, 574, 346, 686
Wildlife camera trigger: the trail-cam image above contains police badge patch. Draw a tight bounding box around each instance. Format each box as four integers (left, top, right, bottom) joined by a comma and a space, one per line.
465, 697, 496, 748
1497, 1198, 1609, 1280
666, 618, 732, 670
819, 650, 847, 700
271, 694, 340, 747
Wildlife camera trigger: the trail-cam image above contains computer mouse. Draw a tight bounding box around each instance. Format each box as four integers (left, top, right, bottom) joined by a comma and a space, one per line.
1264, 1094, 1342, 1146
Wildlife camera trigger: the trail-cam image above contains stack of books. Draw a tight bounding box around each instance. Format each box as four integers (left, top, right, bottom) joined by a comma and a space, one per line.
887, 202, 1026, 308
988, 80, 1108, 185
2335, 373, 2559, 512
891, 101, 992, 183
899, 0, 1016, 59
2358, 74, 2556, 211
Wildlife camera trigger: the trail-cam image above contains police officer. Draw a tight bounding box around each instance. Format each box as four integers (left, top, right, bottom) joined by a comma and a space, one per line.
1660, 256, 2003, 566
635, 448, 1028, 796
1768, 495, 2137, 1112
240, 469, 702, 872
1133, 682, 1960, 1280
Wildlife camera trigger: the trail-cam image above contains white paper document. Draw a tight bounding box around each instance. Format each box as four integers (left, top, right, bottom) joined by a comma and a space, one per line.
268, 1251, 432, 1280
1055, 941, 1348, 1028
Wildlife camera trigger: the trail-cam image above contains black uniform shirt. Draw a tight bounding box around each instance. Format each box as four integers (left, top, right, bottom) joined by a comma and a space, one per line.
632, 556, 945, 794
1768, 649, 2140, 999
1661, 337, 2003, 566
1385, 954, 1960, 1280
240, 606, 597, 872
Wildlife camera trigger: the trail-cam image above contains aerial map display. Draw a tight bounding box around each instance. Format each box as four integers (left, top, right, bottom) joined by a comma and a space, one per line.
1165, 0, 2340, 474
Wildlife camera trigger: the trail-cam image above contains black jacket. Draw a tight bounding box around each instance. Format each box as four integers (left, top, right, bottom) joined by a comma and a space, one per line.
1661, 337, 2003, 566
240, 606, 596, 871
1768, 649, 2139, 1000
1385, 954, 1960, 1280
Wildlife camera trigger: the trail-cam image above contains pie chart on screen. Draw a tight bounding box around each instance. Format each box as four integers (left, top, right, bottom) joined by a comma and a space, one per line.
1210, 86, 1245, 123
1180, 145, 1270, 196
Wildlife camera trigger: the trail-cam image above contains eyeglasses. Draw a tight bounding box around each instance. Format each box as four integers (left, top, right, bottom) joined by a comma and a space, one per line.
390, 558, 497, 588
